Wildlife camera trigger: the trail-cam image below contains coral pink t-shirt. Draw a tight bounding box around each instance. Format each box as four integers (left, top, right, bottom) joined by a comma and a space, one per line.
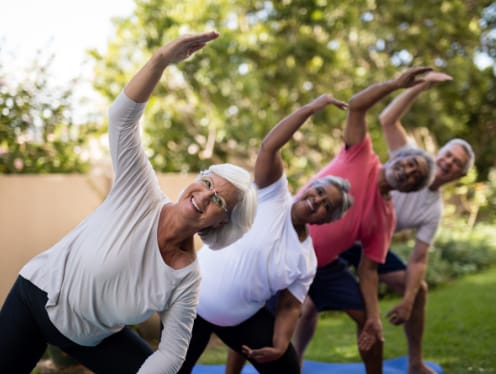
301, 135, 395, 267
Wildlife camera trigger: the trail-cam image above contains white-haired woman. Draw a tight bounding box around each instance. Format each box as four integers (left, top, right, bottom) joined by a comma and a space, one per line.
0, 31, 257, 374
178, 94, 353, 374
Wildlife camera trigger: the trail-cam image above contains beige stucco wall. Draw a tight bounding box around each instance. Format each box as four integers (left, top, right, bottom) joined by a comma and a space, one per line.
0, 173, 196, 305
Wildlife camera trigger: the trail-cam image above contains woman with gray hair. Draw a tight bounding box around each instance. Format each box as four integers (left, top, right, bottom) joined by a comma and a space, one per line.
0, 31, 257, 374
178, 94, 353, 374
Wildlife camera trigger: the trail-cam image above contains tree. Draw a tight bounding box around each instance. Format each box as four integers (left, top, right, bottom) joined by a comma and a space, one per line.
91, 0, 495, 187
0, 49, 99, 174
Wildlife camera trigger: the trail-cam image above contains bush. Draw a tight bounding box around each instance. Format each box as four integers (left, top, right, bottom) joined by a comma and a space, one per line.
389, 222, 496, 291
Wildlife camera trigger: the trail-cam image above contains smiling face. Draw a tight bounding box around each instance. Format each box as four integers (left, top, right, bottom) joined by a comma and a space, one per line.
179, 172, 240, 230
292, 181, 344, 225
384, 154, 430, 192
435, 143, 470, 185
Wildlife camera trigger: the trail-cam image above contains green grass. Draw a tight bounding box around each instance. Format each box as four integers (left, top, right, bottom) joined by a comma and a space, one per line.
199, 267, 496, 373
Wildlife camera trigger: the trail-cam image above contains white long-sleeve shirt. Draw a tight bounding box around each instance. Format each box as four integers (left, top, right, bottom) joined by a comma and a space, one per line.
20, 91, 201, 373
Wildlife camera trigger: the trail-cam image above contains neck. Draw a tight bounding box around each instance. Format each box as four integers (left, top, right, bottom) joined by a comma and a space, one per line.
157, 204, 196, 251
291, 205, 308, 242
377, 169, 392, 197
428, 177, 444, 191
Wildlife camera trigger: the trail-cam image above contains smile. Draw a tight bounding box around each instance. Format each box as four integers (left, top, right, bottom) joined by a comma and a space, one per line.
306, 199, 315, 212
191, 197, 203, 213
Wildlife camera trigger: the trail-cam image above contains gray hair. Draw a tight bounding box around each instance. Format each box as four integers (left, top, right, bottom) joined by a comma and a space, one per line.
387, 147, 436, 191
198, 163, 257, 250
311, 175, 354, 222
438, 138, 475, 174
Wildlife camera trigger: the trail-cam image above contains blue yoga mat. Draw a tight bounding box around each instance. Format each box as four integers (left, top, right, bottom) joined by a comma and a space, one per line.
192, 356, 443, 373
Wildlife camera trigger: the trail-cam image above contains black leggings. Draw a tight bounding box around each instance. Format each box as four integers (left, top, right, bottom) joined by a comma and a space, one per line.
0, 276, 153, 374
178, 308, 300, 374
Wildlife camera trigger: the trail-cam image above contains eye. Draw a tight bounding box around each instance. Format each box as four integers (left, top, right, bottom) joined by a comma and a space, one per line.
200, 177, 212, 189
316, 187, 325, 196
324, 201, 332, 212
211, 194, 226, 210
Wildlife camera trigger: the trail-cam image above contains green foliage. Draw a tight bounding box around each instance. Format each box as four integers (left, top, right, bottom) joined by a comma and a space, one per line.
391, 221, 496, 289
0, 51, 99, 174
91, 0, 496, 187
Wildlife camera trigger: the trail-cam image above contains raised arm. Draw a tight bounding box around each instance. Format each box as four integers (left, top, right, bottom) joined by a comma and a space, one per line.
379, 72, 453, 151
124, 31, 220, 103
344, 66, 433, 147
255, 94, 347, 189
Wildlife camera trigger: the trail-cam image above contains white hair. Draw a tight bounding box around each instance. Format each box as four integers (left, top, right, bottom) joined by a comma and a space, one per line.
438, 138, 475, 174
311, 175, 354, 221
198, 163, 257, 250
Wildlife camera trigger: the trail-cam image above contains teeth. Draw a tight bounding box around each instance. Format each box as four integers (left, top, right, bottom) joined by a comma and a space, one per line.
306, 200, 315, 212
191, 197, 203, 213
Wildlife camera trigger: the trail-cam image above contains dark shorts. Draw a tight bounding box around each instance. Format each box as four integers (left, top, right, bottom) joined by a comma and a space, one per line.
308, 257, 365, 311
339, 242, 407, 274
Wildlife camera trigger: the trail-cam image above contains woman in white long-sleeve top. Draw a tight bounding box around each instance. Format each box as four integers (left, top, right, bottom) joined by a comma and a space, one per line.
0, 31, 257, 374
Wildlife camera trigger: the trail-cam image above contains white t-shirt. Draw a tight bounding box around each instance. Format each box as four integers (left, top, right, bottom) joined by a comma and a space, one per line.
391, 188, 442, 245
197, 175, 317, 327
390, 144, 443, 245
20, 92, 201, 374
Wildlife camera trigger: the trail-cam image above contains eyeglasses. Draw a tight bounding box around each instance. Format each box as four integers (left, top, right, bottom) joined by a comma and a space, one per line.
198, 172, 229, 218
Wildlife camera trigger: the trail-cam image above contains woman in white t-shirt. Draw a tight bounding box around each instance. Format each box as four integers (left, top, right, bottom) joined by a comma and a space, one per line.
178, 94, 354, 374
0, 32, 258, 374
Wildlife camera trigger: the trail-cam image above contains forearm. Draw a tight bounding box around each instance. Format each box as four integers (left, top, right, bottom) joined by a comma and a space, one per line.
272, 305, 301, 352
403, 260, 427, 304
348, 79, 399, 113
273, 290, 302, 352
261, 103, 318, 153
358, 264, 380, 319
379, 82, 430, 127
125, 49, 171, 103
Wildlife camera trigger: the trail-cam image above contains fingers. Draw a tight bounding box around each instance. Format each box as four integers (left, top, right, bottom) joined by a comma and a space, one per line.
409, 66, 433, 76
241, 344, 251, 356
241, 345, 279, 363
332, 99, 348, 110
182, 30, 220, 44
313, 94, 348, 112
358, 332, 376, 351
386, 308, 407, 325
425, 71, 453, 82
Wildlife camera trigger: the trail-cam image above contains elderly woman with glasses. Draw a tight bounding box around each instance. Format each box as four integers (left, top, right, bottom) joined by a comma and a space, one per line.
178, 94, 354, 374
0, 31, 257, 374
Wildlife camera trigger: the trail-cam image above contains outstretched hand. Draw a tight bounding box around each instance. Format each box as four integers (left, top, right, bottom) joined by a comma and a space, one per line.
386, 300, 413, 325
424, 71, 453, 84
358, 318, 384, 351
241, 344, 284, 363
159, 31, 220, 64
310, 94, 348, 113
394, 66, 433, 89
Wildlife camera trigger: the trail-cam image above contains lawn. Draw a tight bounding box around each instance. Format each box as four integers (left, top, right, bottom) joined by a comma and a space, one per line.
34, 267, 496, 373
198, 267, 496, 373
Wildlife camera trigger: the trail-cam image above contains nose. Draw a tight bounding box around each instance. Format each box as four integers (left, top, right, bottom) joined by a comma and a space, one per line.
314, 194, 326, 206
198, 188, 215, 204
444, 156, 453, 166
404, 163, 417, 176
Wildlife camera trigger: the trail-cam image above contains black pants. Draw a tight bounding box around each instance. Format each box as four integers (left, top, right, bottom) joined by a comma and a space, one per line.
178, 308, 300, 374
0, 276, 153, 374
